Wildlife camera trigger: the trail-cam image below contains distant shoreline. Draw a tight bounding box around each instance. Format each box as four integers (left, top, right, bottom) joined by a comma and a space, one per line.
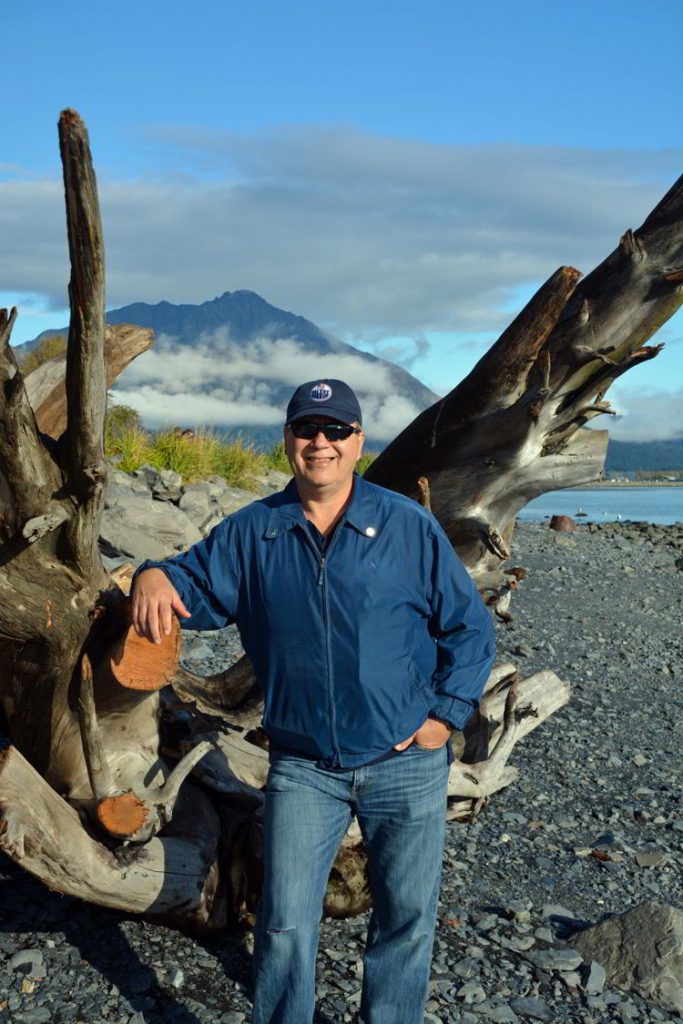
575, 480, 683, 489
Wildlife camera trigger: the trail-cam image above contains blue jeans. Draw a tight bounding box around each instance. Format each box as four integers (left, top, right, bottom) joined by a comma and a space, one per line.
252, 744, 449, 1024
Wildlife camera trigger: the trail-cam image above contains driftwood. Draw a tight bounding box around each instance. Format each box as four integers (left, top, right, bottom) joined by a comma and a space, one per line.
0, 110, 681, 927
365, 178, 683, 585
25, 323, 154, 438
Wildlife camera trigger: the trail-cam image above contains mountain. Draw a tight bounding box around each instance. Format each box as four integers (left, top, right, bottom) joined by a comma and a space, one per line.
605, 438, 683, 472
25, 293, 683, 462
32, 290, 438, 446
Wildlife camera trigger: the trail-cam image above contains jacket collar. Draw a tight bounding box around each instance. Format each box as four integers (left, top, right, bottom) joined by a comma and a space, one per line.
264, 474, 379, 540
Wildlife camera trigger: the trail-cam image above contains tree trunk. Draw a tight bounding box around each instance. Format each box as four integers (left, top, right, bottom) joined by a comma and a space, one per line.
0, 111, 681, 927
0, 111, 235, 929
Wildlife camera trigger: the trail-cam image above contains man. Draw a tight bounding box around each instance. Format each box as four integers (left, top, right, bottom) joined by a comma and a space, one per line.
132, 378, 495, 1024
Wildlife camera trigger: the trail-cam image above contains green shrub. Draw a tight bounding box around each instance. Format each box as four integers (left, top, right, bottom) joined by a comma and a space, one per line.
264, 440, 291, 474
105, 403, 143, 448
357, 450, 378, 475
19, 334, 67, 375
106, 425, 153, 473
107, 427, 267, 488
211, 436, 266, 489
104, 423, 376, 488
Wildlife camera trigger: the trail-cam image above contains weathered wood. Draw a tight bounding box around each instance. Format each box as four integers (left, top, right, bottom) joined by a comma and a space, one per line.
172, 655, 265, 729
0, 744, 227, 929
24, 323, 154, 438
110, 615, 182, 691
0, 309, 64, 535
58, 108, 108, 581
366, 175, 683, 578
1, 113, 681, 931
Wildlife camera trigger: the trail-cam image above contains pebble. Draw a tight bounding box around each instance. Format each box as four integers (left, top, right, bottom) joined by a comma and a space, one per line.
8, 949, 44, 973
457, 980, 487, 1003
509, 996, 552, 1020
635, 850, 666, 868
530, 947, 584, 972
581, 961, 607, 995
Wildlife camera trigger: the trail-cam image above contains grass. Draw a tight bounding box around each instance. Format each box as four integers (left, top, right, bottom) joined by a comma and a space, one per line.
105, 423, 278, 489
105, 417, 379, 486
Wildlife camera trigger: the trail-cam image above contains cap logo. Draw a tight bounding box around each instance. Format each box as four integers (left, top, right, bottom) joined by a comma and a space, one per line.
310, 382, 332, 402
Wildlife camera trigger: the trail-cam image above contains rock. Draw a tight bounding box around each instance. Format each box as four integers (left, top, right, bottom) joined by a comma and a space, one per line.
8, 948, 44, 974
505, 899, 532, 923
181, 637, 214, 661
251, 470, 291, 494
541, 903, 576, 921
513, 643, 533, 658
549, 514, 576, 532
570, 901, 683, 1014
476, 1005, 520, 1022
178, 487, 212, 526
580, 960, 606, 995
635, 850, 666, 868
509, 996, 552, 1020
213, 486, 259, 517
133, 463, 162, 489
171, 968, 184, 989
153, 467, 183, 501
106, 467, 152, 499
529, 947, 583, 972
453, 956, 480, 979
100, 493, 202, 561
457, 980, 487, 1003
16, 1010, 52, 1024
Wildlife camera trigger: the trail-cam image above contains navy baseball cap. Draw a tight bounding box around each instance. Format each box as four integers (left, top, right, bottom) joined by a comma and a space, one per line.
286, 379, 363, 426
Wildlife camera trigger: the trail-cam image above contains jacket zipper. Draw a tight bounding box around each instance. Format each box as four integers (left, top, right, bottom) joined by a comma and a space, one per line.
301, 526, 342, 767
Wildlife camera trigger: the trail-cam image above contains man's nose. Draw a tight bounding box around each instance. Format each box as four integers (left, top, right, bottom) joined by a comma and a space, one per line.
310, 429, 329, 445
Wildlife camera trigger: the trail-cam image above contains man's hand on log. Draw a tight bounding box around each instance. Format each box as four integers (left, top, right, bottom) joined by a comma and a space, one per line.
131, 568, 191, 643
393, 716, 452, 752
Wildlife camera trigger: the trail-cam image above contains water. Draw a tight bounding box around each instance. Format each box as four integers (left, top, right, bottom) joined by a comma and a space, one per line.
518, 487, 683, 525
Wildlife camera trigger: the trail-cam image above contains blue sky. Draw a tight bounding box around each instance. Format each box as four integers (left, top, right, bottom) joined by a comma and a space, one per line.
1, 0, 681, 440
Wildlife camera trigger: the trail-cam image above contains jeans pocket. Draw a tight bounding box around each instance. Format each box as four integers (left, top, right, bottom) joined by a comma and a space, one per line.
410, 741, 444, 754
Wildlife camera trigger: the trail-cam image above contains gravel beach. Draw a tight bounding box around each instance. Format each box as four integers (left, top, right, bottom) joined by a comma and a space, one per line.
2, 520, 682, 1024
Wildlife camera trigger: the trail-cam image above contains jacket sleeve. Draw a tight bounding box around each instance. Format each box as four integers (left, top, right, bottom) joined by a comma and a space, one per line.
426, 525, 496, 730
134, 518, 239, 631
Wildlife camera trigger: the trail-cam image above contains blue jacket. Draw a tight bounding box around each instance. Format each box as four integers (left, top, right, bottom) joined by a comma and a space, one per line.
139, 475, 495, 769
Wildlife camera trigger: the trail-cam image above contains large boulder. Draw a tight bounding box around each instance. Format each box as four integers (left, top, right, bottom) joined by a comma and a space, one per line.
106, 466, 152, 500
570, 902, 683, 1014
178, 485, 213, 528
212, 487, 259, 518
252, 469, 291, 494
100, 493, 202, 562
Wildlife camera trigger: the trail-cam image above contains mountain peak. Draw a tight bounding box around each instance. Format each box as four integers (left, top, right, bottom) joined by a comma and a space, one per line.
104, 291, 439, 444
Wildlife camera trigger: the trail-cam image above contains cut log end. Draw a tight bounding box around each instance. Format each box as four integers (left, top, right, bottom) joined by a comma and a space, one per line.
97, 791, 149, 838
110, 618, 181, 691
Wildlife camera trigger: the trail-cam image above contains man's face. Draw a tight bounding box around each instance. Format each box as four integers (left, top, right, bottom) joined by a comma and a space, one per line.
284, 416, 365, 499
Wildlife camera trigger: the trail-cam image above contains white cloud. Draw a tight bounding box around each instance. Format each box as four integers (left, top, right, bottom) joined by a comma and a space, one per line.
1, 128, 679, 344
607, 386, 683, 442
111, 386, 284, 430
111, 332, 422, 439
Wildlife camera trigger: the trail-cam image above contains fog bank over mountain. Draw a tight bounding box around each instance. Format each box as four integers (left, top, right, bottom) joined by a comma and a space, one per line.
36, 290, 438, 445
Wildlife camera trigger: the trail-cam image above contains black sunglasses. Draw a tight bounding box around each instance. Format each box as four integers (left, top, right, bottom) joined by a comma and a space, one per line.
287, 421, 361, 441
